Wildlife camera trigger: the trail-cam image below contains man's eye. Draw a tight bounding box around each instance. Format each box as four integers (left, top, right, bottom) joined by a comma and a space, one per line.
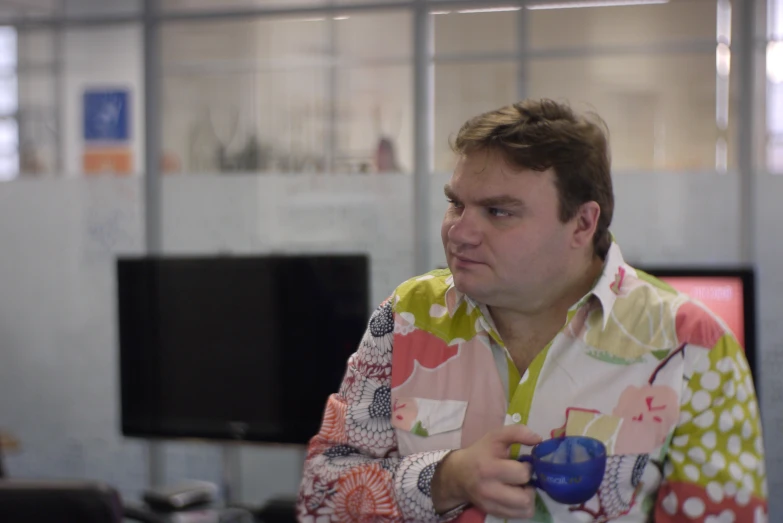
488, 208, 511, 217
447, 199, 463, 208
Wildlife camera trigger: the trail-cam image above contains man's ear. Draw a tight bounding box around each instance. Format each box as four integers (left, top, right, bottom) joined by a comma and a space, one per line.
571, 201, 600, 249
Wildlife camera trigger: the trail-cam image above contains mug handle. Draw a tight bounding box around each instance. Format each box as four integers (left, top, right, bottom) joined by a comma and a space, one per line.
517, 455, 541, 489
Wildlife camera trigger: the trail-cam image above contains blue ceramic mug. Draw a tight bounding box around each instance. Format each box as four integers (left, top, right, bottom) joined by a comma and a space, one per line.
517, 436, 606, 505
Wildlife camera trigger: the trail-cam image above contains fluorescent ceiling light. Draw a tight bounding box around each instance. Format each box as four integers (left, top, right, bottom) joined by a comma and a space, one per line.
430, 10, 451, 15
526, 0, 668, 9
282, 16, 349, 22
457, 7, 522, 13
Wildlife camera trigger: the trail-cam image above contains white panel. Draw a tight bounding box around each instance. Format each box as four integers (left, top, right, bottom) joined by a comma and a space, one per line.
0, 178, 148, 500
612, 172, 743, 265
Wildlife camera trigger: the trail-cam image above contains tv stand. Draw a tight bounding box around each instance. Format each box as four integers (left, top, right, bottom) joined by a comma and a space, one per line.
144, 438, 304, 521
148, 440, 166, 487
221, 442, 242, 503
146, 440, 242, 503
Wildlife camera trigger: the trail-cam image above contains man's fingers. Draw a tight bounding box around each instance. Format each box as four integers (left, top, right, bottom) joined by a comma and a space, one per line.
461, 425, 542, 518
492, 424, 543, 447
491, 458, 534, 486
479, 483, 537, 519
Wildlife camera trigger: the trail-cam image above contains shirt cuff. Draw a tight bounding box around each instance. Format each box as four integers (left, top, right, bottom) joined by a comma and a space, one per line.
395, 449, 466, 522
437, 503, 470, 522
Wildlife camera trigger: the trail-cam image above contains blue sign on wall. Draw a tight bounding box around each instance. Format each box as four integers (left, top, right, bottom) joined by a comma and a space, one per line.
83, 89, 130, 142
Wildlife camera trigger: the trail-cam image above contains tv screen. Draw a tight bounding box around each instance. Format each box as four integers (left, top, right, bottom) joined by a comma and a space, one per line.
641, 267, 756, 385
117, 254, 369, 445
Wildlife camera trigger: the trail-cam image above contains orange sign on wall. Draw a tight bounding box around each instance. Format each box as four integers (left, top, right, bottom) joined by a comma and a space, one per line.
83, 148, 133, 175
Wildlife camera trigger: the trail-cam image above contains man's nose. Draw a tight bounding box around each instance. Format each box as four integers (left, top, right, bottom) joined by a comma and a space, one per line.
447, 209, 481, 247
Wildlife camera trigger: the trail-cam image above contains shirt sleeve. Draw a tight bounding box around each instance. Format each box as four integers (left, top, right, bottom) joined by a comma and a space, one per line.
654, 334, 768, 522
296, 298, 464, 523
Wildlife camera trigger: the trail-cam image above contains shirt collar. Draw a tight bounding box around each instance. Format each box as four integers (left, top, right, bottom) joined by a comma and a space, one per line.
444, 274, 471, 317
444, 241, 627, 329
586, 241, 626, 329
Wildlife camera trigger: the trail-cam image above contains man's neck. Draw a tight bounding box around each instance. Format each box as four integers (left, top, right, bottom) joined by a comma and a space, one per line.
488, 256, 605, 361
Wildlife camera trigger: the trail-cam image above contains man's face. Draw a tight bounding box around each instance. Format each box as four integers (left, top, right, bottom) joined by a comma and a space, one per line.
441, 150, 576, 311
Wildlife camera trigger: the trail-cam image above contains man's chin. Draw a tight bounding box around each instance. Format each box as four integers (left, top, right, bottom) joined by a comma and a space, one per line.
451, 273, 484, 297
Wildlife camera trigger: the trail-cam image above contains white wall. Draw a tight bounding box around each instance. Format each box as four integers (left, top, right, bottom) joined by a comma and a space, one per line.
0, 178, 153, 499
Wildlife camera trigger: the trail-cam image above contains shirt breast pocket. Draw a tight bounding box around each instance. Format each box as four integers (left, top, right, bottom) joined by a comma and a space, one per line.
392, 397, 468, 456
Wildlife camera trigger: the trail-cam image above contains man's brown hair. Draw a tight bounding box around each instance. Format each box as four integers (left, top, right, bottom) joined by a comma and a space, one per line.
451, 98, 614, 259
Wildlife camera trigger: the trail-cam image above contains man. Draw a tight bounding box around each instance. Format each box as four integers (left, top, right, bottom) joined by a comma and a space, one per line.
297, 99, 767, 522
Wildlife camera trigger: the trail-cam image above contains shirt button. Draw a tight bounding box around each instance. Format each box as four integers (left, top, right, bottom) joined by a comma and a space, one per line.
511, 413, 521, 423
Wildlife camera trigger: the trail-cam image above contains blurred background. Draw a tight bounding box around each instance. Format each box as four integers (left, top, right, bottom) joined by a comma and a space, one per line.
1, 0, 782, 519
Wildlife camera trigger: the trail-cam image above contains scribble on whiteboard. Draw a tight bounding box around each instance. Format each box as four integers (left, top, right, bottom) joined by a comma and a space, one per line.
86, 210, 136, 252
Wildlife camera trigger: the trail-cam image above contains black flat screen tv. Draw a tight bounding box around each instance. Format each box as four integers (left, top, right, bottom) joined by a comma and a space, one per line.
117, 254, 369, 445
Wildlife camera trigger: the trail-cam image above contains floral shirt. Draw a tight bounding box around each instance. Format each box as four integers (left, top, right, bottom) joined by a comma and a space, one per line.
297, 243, 767, 522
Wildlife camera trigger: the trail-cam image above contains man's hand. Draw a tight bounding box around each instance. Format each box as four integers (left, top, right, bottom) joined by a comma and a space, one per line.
431, 424, 543, 519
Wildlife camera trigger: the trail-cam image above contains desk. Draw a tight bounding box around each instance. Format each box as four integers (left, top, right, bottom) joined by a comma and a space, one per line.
124, 502, 254, 523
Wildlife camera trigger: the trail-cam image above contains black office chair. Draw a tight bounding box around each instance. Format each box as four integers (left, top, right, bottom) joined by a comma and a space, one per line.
0, 480, 166, 523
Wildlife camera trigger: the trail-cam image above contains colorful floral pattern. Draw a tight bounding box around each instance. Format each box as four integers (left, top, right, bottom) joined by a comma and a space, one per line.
298, 301, 452, 522
327, 465, 397, 522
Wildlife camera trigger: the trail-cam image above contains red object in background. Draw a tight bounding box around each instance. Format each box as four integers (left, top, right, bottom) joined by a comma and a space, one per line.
658, 276, 745, 348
